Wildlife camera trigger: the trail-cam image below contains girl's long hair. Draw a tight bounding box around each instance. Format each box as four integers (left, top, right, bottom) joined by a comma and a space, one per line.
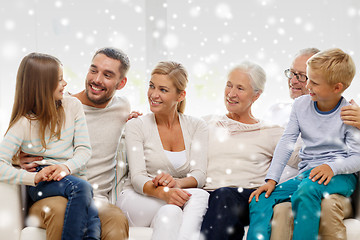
7, 52, 65, 149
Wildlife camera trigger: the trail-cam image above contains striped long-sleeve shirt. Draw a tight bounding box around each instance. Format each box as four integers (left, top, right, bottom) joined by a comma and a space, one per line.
0, 96, 91, 186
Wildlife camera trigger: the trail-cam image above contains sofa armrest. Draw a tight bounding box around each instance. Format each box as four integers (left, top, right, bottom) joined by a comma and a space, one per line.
109, 132, 129, 204
353, 172, 360, 220
0, 182, 23, 240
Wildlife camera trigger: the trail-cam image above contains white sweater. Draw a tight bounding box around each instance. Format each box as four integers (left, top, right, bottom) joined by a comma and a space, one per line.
124, 113, 209, 194
203, 115, 284, 191
82, 96, 130, 202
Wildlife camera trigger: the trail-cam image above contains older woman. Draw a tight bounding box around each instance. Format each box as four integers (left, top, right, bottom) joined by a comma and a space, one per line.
200, 61, 286, 240
117, 61, 209, 240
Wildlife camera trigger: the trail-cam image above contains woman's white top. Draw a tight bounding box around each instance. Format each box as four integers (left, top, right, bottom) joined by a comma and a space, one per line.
124, 113, 208, 194
164, 150, 187, 170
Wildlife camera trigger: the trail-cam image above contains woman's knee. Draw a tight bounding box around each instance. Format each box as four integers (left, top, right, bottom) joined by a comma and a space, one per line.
187, 188, 210, 201
154, 204, 183, 224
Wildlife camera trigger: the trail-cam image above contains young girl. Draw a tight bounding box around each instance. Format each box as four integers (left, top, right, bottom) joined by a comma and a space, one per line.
0, 52, 100, 240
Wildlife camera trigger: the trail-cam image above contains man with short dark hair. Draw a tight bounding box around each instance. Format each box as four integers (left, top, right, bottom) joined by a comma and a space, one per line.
21, 47, 131, 240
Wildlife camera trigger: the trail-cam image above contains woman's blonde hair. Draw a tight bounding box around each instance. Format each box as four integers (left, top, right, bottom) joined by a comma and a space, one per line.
8, 52, 65, 149
151, 61, 188, 113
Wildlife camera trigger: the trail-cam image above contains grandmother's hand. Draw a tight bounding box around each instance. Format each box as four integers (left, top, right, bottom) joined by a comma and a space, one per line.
248, 179, 276, 203
341, 99, 360, 129
153, 173, 178, 188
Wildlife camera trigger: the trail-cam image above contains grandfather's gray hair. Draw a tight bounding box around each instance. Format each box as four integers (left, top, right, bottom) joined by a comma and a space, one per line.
295, 48, 320, 57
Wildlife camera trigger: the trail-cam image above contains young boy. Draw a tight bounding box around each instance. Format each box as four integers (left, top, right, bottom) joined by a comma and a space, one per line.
246, 48, 360, 240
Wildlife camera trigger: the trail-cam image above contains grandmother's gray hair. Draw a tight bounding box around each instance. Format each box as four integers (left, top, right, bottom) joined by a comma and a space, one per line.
229, 61, 266, 93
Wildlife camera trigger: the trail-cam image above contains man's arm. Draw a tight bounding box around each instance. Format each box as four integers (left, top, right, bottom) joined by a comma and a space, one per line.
17, 151, 42, 172
341, 99, 360, 129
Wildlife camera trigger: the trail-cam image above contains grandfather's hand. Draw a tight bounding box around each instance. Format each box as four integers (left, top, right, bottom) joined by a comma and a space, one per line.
341, 99, 360, 129
248, 179, 276, 203
19, 151, 43, 172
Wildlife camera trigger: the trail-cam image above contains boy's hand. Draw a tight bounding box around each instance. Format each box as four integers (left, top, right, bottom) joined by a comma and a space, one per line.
309, 164, 334, 185
341, 99, 360, 129
248, 179, 276, 203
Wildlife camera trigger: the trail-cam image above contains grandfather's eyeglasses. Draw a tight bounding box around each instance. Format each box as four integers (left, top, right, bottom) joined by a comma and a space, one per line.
284, 69, 308, 83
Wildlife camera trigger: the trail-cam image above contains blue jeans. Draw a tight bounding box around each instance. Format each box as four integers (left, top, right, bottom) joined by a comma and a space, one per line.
247, 169, 356, 240
201, 187, 255, 240
28, 175, 101, 240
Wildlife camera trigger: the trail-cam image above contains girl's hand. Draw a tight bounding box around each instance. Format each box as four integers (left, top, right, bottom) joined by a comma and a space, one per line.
34, 170, 49, 184
248, 180, 276, 203
164, 188, 192, 207
153, 172, 178, 188
309, 164, 334, 185
43, 164, 70, 181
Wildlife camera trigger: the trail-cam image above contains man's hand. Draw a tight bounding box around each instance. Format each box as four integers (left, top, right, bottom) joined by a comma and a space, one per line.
19, 151, 42, 172
309, 164, 334, 185
127, 111, 143, 121
248, 179, 276, 203
341, 99, 360, 129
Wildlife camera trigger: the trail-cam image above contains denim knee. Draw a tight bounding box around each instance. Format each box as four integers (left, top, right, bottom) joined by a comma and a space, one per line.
66, 178, 93, 203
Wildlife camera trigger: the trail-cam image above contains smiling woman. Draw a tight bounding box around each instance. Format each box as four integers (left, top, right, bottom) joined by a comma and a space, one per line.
200, 61, 288, 240
117, 61, 210, 240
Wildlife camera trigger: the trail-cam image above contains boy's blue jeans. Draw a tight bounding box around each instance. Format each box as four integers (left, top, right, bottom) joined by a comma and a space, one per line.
247, 169, 356, 240
28, 174, 101, 240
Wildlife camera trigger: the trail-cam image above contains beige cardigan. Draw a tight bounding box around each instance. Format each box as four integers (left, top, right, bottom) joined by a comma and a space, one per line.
123, 113, 208, 194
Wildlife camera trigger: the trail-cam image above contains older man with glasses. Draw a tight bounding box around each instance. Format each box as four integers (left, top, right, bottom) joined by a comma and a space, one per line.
265, 48, 354, 240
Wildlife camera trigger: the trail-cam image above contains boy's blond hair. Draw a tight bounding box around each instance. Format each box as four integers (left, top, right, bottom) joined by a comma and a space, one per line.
307, 48, 356, 91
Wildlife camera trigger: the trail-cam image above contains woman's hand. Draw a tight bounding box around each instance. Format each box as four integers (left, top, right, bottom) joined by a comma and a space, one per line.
164, 188, 192, 207
153, 172, 178, 188
42, 164, 70, 181
341, 99, 360, 129
248, 179, 276, 203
